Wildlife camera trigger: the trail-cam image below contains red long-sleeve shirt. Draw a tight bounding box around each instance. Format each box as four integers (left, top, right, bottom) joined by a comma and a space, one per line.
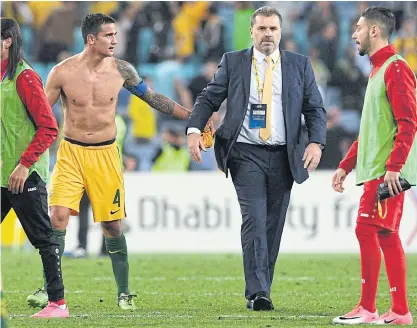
339, 44, 417, 173
1, 59, 58, 168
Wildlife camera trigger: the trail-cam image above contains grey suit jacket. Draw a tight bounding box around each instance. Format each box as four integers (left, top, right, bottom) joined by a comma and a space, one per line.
187, 47, 327, 184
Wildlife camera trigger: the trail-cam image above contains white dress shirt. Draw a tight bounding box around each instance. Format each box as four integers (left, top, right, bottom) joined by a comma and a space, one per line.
237, 47, 286, 145
188, 47, 286, 145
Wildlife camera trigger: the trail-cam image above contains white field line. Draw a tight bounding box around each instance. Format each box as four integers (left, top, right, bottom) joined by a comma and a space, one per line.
9, 313, 195, 319
218, 314, 328, 319
5, 290, 417, 298
9, 313, 328, 319
28, 275, 417, 282
89, 275, 417, 282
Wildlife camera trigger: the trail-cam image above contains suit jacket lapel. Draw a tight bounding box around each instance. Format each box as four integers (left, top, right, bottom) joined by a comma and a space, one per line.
280, 48, 290, 116
241, 47, 252, 107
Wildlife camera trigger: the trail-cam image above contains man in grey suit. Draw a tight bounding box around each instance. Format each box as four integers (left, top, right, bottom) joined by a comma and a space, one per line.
187, 6, 326, 311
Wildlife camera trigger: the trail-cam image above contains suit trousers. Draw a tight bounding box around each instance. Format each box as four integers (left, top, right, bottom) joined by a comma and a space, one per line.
228, 142, 294, 299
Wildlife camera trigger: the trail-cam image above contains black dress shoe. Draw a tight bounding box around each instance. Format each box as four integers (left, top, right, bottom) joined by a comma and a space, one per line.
252, 292, 274, 311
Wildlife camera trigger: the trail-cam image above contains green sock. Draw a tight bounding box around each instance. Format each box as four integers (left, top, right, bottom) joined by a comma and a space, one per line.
43, 229, 66, 290
105, 234, 129, 296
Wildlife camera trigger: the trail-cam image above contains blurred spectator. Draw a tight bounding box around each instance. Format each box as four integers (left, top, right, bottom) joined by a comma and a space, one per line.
1, 2, 33, 26
317, 106, 355, 170
305, 1, 340, 39
198, 4, 226, 62
38, 2, 77, 63
28, 1, 61, 29
172, 2, 209, 61
125, 2, 173, 65
90, 1, 118, 16
177, 60, 219, 109
312, 22, 339, 71
152, 127, 191, 172
282, 39, 298, 52
348, 18, 372, 77
268, 1, 303, 40
309, 47, 331, 97
147, 2, 175, 63
330, 46, 368, 112
394, 17, 417, 75
110, 2, 143, 59
233, 2, 254, 50
28, 1, 62, 60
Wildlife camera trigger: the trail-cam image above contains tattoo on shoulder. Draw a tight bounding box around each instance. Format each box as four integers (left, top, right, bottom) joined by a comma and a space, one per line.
141, 89, 175, 116
115, 58, 140, 87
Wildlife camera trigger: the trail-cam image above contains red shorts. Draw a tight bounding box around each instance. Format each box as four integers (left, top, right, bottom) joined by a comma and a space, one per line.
356, 176, 405, 231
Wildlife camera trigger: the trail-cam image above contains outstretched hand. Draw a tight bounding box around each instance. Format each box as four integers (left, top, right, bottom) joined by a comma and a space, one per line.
187, 133, 206, 163
332, 168, 347, 193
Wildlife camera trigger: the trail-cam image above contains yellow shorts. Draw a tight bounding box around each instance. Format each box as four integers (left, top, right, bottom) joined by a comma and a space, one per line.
49, 138, 126, 222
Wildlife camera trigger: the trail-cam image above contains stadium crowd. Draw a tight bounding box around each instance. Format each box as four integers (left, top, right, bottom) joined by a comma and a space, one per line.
2, 1, 416, 172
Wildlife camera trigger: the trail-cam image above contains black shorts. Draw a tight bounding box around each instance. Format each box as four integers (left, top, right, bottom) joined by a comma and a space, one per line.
1, 171, 57, 249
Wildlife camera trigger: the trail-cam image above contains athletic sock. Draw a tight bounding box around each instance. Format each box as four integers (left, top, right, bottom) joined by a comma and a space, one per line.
355, 223, 381, 313
105, 234, 129, 296
378, 229, 409, 315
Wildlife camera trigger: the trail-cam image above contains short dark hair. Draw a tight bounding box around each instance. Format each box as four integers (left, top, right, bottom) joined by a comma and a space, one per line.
250, 6, 283, 27
81, 13, 115, 44
1, 17, 24, 80
361, 6, 396, 39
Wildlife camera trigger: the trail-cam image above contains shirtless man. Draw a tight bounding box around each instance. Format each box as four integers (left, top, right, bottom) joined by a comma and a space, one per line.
27, 13, 208, 310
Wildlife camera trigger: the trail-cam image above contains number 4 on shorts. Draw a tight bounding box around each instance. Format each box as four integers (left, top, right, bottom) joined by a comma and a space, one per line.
113, 189, 120, 208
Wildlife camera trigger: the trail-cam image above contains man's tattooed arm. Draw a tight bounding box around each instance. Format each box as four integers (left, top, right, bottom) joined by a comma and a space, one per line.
115, 58, 191, 119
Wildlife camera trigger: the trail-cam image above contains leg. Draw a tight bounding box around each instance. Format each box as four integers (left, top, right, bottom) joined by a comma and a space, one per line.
378, 228, 408, 315
101, 220, 129, 295
376, 228, 413, 324
355, 223, 381, 313
49, 205, 72, 257
9, 173, 66, 306
77, 191, 90, 250
374, 192, 413, 325
84, 141, 134, 309
228, 143, 269, 299
100, 234, 107, 255
101, 220, 135, 310
1, 188, 12, 222
266, 149, 293, 285
333, 181, 382, 325
47, 138, 85, 264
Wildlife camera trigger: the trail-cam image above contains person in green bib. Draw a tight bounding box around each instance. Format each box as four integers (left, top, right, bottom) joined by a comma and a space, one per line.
331, 7, 417, 326
1, 18, 69, 318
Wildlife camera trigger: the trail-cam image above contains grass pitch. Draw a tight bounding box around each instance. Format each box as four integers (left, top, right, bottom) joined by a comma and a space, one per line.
2, 250, 416, 327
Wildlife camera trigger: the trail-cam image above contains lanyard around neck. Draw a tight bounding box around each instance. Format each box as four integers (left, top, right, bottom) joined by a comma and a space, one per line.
252, 55, 280, 102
